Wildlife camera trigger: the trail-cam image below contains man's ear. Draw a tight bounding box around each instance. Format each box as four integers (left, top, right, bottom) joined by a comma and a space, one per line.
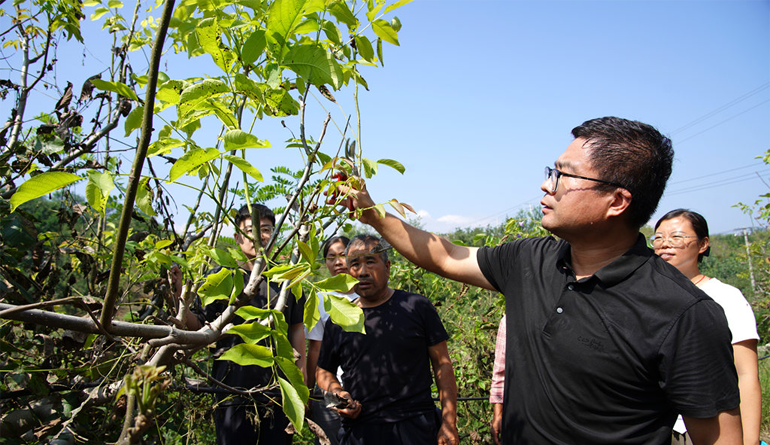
234, 231, 244, 245
607, 188, 633, 219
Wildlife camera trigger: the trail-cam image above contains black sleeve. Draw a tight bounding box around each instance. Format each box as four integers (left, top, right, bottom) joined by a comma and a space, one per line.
317, 318, 340, 374
659, 299, 740, 417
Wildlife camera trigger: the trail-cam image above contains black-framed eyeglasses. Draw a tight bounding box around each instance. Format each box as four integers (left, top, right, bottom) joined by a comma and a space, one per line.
544, 166, 626, 193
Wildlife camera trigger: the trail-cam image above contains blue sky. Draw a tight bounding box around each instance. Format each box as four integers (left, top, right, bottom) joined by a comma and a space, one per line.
354, 0, 770, 235
5, 0, 769, 237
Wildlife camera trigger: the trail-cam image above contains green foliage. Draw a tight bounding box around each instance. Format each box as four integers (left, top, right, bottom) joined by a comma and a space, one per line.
1, 0, 414, 442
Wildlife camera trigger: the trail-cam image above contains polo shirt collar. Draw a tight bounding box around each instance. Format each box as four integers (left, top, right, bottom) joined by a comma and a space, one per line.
556, 234, 652, 286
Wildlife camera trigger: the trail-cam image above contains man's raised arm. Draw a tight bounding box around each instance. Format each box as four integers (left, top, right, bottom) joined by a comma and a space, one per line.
340, 180, 494, 290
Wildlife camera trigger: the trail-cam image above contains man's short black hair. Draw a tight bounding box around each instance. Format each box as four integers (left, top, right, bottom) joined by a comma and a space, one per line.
346, 234, 388, 263
572, 116, 674, 229
234, 204, 275, 228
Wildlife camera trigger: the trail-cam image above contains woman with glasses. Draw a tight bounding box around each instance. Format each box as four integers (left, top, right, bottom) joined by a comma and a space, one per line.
652, 209, 761, 445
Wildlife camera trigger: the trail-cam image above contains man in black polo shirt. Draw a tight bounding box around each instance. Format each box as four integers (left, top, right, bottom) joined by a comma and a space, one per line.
334, 117, 742, 444
316, 235, 459, 445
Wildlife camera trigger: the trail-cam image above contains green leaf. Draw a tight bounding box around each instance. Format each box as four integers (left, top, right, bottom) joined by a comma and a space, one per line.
242, 30, 267, 65
168, 147, 221, 183
223, 155, 264, 182
262, 263, 309, 282
155, 239, 174, 249
328, 1, 357, 28
377, 158, 405, 174
354, 35, 375, 62
278, 376, 305, 431
321, 20, 342, 45
372, 19, 398, 46
90, 78, 140, 102
236, 306, 272, 322
223, 130, 271, 150
34, 135, 64, 155
276, 357, 308, 403
295, 17, 319, 35
124, 105, 144, 137
267, 0, 309, 54
85, 170, 115, 215
201, 246, 240, 269
362, 157, 378, 178
271, 329, 293, 359
107, 0, 124, 8
178, 79, 230, 119
326, 293, 365, 333
148, 138, 185, 157
315, 273, 357, 293
218, 343, 274, 367
156, 80, 188, 104
229, 268, 245, 305
199, 268, 234, 306
263, 87, 300, 116
234, 73, 265, 102
136, 177, 157, 216
296, 240, 314, 263
303, 289, 321, 332
365, 2, 384, 22
283, 44, 343, 89
197, 19, 234, 72
91, 7, 109, 20
383, 0, 413, 14
10, 172, 82, 212
377, 37, 384, 66
227, 321, 272, 344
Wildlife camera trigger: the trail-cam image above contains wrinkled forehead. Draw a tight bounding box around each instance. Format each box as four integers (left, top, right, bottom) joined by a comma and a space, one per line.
347, 241, 379, 258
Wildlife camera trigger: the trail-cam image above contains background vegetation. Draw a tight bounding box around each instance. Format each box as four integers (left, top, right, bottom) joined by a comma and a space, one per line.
0, 0, 768, 444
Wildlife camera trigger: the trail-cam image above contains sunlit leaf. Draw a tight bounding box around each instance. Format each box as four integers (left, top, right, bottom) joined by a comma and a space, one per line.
236, 306, 272, 322
178, 79, 230, 119
85, 171, 115, 215
326, 293, 365, 333
283, 44, 343, 89
262, 263, 308, 282
297, 240, 314, 263
327, 1, 357, 28
218, 343, 273, 367
303, 289, 321, 332
278, 376, 305, 431
227, 321, 271, 344
223, 130, 270, 150
136, 177, 157, 216
354, 35, 374, 62
199, 268, 233, 306
10, 172, 83, 212
90, 78, 140, 102
377, 158, 405, 174
197, 19, 234, 72
372, 19, 398, 46
124, 105, 144, 136
223, 155, 264, 182
362, 157, 378, 178
383, 0, 413, 14
315, 274, 358, 293
168, 147, 220, 183
148, 138, 185, 157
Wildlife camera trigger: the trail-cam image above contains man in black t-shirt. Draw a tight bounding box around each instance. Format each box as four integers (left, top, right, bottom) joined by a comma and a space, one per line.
333, 117, 742, 444
316, 235, 459, 445
182, 204, 306, 445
